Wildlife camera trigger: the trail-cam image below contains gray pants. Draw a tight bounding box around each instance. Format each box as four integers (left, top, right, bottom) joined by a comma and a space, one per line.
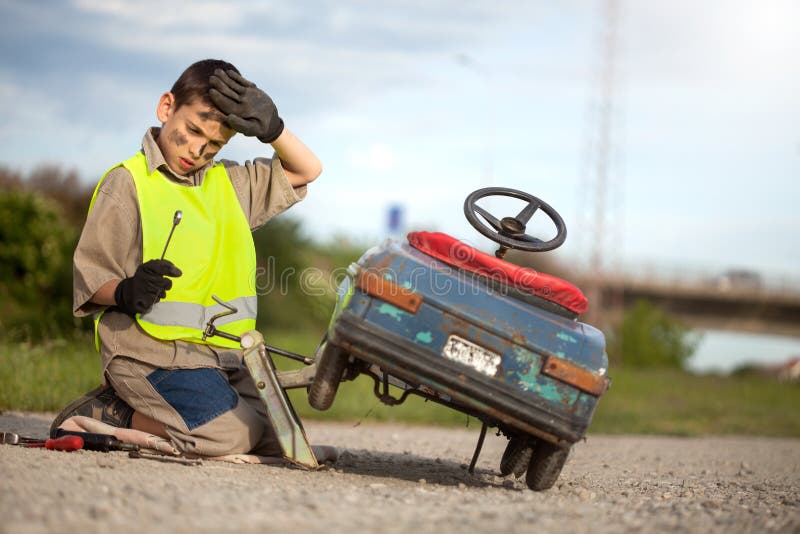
106, 356, 281, 457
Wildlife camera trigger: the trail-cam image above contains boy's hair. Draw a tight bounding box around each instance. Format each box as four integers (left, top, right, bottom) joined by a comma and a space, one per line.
170, 59, 240, 110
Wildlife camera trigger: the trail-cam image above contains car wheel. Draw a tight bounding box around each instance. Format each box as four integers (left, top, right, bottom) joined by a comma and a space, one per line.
525, 441, 570, 491
500, 436, 534, 478
308, 343, 348, 411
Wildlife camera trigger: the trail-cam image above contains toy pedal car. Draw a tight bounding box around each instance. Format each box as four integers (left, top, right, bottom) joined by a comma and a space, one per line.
309, 187, 610, 491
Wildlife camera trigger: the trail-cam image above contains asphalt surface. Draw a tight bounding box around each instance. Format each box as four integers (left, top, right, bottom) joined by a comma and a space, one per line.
1, 411, 798, 533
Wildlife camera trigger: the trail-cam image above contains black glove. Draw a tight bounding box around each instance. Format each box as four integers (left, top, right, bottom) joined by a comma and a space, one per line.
208, 69, 285, 143
114, 259, 182, 316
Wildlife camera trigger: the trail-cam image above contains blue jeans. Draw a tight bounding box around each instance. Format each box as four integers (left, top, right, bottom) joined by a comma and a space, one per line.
146, 368, 238, 430
105, 357, 281, 457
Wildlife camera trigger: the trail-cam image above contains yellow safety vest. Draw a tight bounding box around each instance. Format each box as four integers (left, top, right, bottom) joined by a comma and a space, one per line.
89, 152, 256, 349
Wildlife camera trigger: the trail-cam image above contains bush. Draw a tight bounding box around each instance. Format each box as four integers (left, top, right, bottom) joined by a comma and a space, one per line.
608, 300, 701, 369
252, 217, 362, 334
0, 189, 83, 340
0, 164, 367, 341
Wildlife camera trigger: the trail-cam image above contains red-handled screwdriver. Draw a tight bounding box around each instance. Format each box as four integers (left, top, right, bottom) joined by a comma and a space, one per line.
23, 435, 84, 451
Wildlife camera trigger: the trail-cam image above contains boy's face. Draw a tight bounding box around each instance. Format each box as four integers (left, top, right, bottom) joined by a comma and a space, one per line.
156, 93, 236, 176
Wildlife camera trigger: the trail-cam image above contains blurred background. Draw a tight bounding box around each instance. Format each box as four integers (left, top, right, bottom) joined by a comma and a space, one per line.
1, 1, 798, 432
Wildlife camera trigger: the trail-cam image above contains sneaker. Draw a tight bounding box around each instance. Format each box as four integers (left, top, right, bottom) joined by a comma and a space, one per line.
49, 385, 134, 437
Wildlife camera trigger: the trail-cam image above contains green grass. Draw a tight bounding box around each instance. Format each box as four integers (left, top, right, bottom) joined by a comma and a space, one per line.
0, 336, 102, 411
590, 367, 800, 436
3, 332, 799, 437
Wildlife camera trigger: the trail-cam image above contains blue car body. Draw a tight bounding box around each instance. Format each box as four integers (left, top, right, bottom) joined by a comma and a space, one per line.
324, 238, 609, 446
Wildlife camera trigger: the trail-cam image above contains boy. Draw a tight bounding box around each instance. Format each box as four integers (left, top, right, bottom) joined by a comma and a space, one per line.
51, 59, 323, 458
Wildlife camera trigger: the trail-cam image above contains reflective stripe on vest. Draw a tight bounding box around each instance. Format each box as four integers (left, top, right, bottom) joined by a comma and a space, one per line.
140, 296, 257, 331
88, 151, 256, 349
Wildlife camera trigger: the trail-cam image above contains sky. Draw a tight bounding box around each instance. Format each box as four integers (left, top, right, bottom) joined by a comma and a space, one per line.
1, 0, 798, 370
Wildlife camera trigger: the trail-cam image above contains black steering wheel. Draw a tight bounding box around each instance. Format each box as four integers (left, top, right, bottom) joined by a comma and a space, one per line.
463, 187, 567, 256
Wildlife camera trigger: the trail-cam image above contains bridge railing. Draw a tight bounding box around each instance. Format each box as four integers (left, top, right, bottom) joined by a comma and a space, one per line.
573, 262, 800, 298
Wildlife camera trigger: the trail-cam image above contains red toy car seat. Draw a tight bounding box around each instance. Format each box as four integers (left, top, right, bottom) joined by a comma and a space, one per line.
407, 231, 588, 315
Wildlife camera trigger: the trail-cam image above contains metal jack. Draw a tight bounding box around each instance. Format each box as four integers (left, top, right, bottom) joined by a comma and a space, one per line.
203, 295, 319, 470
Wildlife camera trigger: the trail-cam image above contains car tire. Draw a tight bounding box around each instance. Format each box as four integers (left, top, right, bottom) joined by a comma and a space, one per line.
308, 343, 348, 411
500, 436, 534, 478
525, 441, 570, 491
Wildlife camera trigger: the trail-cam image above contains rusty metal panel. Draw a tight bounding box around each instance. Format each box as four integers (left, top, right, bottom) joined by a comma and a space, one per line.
356, 270, 422, 313
542, 355, 609, 397
353, 241, 608, 372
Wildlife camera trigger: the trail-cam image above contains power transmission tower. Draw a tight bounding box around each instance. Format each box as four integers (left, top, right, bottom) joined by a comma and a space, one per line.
578, 0, 625, 331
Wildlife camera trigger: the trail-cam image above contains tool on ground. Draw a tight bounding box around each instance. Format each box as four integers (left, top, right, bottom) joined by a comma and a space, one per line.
160, 210, 183, 260
242, 330, 319, 469
0, 432, 84, 451
129, 450, 202, 466
0, 432, 21, 445
26, 435, 84, 451
201, 295, 319, 469
53, 429, 139, 452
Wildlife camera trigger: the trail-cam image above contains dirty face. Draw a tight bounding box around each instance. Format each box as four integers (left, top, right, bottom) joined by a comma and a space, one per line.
155, 93, 236, 176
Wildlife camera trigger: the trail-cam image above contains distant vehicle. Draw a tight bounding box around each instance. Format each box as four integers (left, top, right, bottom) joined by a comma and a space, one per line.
715, 269, 762, 291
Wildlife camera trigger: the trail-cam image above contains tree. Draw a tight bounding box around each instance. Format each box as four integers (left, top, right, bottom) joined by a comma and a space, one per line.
608, 300, 701, 369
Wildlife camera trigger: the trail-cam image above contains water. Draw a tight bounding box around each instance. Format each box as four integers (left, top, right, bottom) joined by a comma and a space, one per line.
686, 330, 800, 374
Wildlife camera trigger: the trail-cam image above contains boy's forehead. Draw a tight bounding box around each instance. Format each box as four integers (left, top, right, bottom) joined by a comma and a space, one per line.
195, 107, 226, 123
183, 100, 235, 138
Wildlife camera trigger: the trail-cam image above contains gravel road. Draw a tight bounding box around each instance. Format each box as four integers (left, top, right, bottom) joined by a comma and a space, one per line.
1, 411, 798, 533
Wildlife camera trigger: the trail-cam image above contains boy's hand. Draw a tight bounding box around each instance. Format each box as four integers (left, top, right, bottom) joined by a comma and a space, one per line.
209, 69, 285, 143
114, 259, 182, 316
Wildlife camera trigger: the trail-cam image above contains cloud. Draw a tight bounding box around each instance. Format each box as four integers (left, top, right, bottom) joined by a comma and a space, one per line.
49, 1, 547, 118
0, 76, 62, 142
71, 0, 247, 29
0, 71, 150, 177
1, 0, 798, 278
345, 143, 397, 173
625, 0, 800, 84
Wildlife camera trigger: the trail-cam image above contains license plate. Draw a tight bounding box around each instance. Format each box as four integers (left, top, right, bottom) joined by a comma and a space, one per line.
441, 335, 501, 377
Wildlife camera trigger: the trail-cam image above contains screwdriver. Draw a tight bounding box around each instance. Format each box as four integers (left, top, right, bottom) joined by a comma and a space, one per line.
23, 435, 84, 452
53, 429, 139, 452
